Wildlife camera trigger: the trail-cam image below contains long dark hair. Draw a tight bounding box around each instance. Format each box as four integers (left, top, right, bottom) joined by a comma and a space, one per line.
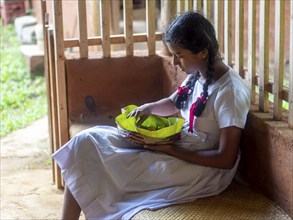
165, 12, 219, 116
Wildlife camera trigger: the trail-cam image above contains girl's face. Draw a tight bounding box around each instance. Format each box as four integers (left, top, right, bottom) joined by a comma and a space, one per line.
166, 43, 208, 75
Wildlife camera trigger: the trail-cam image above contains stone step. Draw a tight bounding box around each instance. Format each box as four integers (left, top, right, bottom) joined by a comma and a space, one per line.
19, 44, 44, 77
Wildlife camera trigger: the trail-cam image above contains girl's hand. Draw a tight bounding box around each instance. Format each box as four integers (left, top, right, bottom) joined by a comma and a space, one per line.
127, 104, 152, 127
143, 144, 173, 154
126, 133, 145, 145
127, 133, 175, 146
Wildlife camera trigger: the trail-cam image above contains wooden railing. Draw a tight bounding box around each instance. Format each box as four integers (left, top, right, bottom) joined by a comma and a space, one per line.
43, 0, 293, 188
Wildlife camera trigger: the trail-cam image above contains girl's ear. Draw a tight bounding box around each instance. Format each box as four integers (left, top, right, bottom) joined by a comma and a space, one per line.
199, 49, 209, 59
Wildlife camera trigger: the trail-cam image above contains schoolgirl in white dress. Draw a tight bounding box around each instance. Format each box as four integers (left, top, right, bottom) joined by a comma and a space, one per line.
53, 11, 250, 220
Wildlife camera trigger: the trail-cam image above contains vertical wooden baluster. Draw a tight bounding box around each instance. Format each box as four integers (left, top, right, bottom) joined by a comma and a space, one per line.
178, 0, 185, 13
48, 28, 61, 188
52, 2, 68, 144
185, 0, 192, 11
235, 0, 244, 77
289, 0, 293, 128
248, 0, 256, 104
124, 0, 133, 56
110, 0, 120, 51
224, 0, 232, 66
78, 0, 88, 58
214, 0, 223, 54
273, 0, 285, 120
100, 0, 111, 57
161, 0, 177, 55
110, 0, 120, 35
146, 0, 156, 55
259, 0, 270, 112
193, 0, 202, 12
53, 0, 68, 189
203, 0, 211, 20
92, 0, 100, 37
91, 0, 100, 51
41, 0, 55, 184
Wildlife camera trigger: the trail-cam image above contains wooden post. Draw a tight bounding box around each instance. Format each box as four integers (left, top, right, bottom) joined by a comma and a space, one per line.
160, 0, 177, 55
247, 0, 256, 104
110, 0, 121, 51
273, 0, 285, 120
48, 28, 62, 189
214, 0, 222, 53
53, 0, 68, 189
224, 0, 232, 66
259, 0, 270, 112
203, 0, 211, 20
52, 0, 68, 144
177, 0, 185, 13
146, 0, 156, 55
110, 0, 120, 35
91, 0, 100, 37
193, 0, 202, 12
100, 0, 111, 57
185, 0, 193, 11
289, 0, 293, 128
91, 0, 100, 52
124, 0, 133, 56
78, 0, 88, 58
235, 0, 244, 78
41, 0, 55, 183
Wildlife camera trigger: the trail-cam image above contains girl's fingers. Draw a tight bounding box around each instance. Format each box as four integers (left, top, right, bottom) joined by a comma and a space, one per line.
129, 134, 144, 141
127, 133, 144, 145
136, 115, 149, 127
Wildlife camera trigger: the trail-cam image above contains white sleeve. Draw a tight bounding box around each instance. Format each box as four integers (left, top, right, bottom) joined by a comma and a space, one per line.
214, 83, 250, 129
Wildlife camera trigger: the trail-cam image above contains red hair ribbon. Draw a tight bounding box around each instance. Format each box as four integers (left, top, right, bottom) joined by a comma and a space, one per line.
188, 94, 208, 133
177, 86, 189, 95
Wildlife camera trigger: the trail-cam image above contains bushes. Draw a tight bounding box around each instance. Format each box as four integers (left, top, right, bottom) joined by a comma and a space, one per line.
0, 22, 47, 138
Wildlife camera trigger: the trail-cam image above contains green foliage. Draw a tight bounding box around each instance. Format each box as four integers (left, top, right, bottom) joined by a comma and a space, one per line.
0, 22, 47, 138
268, 93, 289, 110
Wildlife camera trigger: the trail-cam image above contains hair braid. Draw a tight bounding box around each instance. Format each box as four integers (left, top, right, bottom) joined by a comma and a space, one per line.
174, 72, 200, 109
193, 51, 216, 117
202, 53, 216, 96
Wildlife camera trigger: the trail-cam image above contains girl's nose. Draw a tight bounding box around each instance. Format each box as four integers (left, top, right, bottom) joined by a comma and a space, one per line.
172, 55, 180, 66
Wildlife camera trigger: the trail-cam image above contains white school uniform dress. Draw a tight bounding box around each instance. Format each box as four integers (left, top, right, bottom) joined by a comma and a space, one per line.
53, 67, 250, 220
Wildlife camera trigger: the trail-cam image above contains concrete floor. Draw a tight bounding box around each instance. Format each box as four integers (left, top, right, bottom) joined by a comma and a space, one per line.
0, 116, 87, 219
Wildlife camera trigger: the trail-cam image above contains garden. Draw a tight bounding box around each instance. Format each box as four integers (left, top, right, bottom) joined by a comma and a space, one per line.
0, 20, 47, 138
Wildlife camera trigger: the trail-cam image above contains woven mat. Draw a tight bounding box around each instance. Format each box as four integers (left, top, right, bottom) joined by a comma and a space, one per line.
132, 181, 291, 220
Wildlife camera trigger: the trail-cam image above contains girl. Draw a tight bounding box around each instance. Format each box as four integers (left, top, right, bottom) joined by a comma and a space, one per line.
53, 11, 251, 220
